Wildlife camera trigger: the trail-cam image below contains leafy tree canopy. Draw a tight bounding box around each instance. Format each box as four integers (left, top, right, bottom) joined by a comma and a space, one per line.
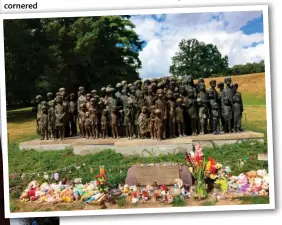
4, 16, 144, 104
169, 38, 229, 79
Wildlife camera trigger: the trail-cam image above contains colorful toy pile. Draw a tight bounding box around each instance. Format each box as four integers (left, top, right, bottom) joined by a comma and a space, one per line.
18, 145, 269, 205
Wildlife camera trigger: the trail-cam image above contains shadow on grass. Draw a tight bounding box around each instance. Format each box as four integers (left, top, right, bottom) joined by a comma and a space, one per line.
7, 107, 35, 124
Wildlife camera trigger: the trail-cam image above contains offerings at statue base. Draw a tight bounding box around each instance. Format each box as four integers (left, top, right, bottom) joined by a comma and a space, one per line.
18, 147, 269, 205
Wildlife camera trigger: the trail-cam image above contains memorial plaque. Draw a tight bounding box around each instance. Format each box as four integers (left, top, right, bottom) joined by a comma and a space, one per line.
136, 165, 180, 185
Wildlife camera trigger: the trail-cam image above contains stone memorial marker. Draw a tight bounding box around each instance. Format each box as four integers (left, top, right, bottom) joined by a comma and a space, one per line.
136, 165, 180, 185
258, 153, 268, 161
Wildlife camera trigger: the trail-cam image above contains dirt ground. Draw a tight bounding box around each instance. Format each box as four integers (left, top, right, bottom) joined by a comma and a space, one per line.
13, 197, 244, 213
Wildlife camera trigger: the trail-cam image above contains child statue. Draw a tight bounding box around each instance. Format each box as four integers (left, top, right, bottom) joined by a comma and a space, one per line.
185, 90, 198, 136
48, 100, 56, 139
101, 109, 109, 139
36, 95, 43, 135
222, 97, 232, 133
138, 106, 149, 139
78, 104, 86, 138
208, 80, 218, 133
69, 93, 78, 137
89, 98, 99, 139
84, 112, 93, 139
217, 82, 225, 131
155, 89, 167, 139
110, 106, 120, 139
40, 105, 49, 140
175, 98, 184, 137
154, 109, 163, 141
211, 100, 220, 135
55, 96, 66, 140
85, 93, 92, 111
166, 90, 176, 138
124, 101, 135, 139
149, 105, 156, 139
197, 83, 209, 135
232, 83, 244, 132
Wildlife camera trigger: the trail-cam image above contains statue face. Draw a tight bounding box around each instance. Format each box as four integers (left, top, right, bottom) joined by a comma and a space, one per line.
210, 81, 216, 88
225, 78, 231, 86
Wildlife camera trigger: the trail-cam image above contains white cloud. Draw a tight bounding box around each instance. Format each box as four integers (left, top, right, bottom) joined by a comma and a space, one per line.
131, 11, 264, 79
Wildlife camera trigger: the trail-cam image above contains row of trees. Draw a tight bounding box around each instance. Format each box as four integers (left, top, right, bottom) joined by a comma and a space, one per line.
4, 17, 264, 106
169, 38, 265, 78
4, 16, 144, 105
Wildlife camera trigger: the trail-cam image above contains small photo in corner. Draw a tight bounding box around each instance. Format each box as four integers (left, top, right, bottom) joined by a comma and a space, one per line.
0, 5, 274, 218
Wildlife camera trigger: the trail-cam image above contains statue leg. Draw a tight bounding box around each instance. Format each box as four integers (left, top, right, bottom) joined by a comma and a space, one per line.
191, 119, 197, 136
96, 125, 99, 139
177, 123, 181, 137
115, 125, 119, 138
228, 117, 232, 133
172, 122, 176, 138
163, 119, 166, 139
130, 125, 134, 139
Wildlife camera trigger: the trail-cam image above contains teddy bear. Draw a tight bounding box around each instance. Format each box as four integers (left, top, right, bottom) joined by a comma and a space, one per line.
166, 192, 173, 204
246, 171, 257, 179
132, 191, 139, 204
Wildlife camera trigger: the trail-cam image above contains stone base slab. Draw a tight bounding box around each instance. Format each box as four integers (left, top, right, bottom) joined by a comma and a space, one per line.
18, 131, 264, 155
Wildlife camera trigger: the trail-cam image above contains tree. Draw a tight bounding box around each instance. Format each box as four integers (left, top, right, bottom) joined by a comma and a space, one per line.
4, 16, 144, 106
169, 38, 229, 78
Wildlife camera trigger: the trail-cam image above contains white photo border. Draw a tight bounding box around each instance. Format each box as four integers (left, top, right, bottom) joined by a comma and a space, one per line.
0, 4, 275, 219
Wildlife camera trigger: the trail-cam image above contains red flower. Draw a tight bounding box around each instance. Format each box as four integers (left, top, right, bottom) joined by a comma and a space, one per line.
208, 157, 217, 173
96, 180, 100, 185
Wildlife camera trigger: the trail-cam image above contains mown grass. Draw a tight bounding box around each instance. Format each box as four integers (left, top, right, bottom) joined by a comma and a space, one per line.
236, 196, 269, 204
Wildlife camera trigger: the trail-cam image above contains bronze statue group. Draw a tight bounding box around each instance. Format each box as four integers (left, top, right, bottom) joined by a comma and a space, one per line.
35, 76, 243, 141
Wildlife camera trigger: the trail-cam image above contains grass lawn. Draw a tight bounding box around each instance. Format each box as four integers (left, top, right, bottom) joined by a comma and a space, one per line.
4, 73, 270, 211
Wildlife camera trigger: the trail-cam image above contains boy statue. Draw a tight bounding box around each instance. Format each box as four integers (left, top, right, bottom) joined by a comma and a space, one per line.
232, 83, 244, 132
40, 105, 49, 140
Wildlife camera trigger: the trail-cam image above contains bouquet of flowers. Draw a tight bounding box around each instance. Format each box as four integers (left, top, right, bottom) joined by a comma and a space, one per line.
95, 166, 109, 193
185, 144, 221, 198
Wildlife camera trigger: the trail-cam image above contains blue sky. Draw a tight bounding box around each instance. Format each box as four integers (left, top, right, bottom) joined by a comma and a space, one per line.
130, 11, 264, 79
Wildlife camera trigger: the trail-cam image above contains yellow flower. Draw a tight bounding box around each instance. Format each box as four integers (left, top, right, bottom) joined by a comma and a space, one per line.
189, 167, 193, 173
205, 161, 211, 171
215, 163, 222, 169
209, 174, 217, 180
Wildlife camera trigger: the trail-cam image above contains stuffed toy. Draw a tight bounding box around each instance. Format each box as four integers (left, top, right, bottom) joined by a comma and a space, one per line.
166, 192, 173, 204
246, 171, 257, 179
123, 184, 130, 194
132, 191, 139, 204
61, 188, 74, 203
142, 190, 149, 202
263, 174, 269, 185
145, 185, 154, 195
174, 179, 183, 189
257, 169, 267, 178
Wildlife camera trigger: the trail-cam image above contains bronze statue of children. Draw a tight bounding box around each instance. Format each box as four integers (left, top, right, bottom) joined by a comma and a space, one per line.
211, 100, 220, 135
197, 83, 209, 135
86, 93, 92, 111
48, 100, 56, 139
154, 109, 163, 141
55, 96, 66, 140
40, 105, 49, 140
89, 98, 99, 139
138, 106, 149, 139
167, 90, 176, 138
232, 83, 244, 132
222, 97, 232, 133
78, 104, 86, 138
186, 90, 198, 136
124, 100, 135, 139
217, 82, 225, 131
84, 112, 93, 139
110, 106, 120, 139
175, 98, 184, 137
36, 95, 43, 135
69, 93, 78, 136
149, 105, 156, 139
155, 89, 167, 139
208, 80, 218, 133
101, 109, 109, 139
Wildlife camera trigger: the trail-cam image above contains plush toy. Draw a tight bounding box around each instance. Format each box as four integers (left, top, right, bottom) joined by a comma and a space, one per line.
174, 179, 183, 189
132, 191, 139, 204
166, 192, 173, 204
123, 184, 130, 194
61, 188, 74, 203
19, 191, 29, 200
257, 169, 267, 178
145, 185, 154, 195
246, 171, 257, 179
263, 174, 269, 185
215, 178, 228, 192
142, 190, 149, 202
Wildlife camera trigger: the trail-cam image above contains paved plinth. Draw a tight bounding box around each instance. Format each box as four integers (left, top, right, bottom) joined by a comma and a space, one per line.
18, 131, 264, 155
